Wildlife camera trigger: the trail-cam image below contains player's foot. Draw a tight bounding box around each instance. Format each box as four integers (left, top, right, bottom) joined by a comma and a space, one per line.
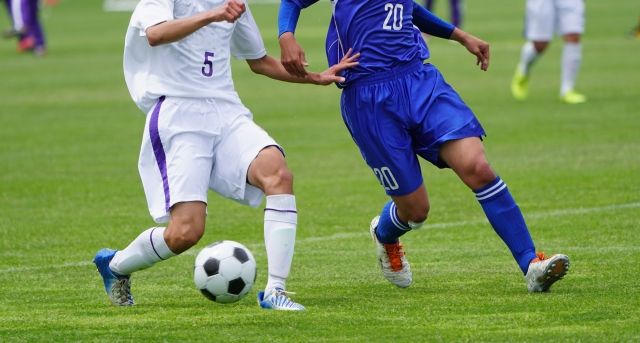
525, 252, 570, 292
560, 90, 587, 104
257, 288, 305, 311
370, 216, 412, 288
511, 70, 529, 101
93, 248, 134, 306
2, 28, 19, 39
17, 36, 35, 53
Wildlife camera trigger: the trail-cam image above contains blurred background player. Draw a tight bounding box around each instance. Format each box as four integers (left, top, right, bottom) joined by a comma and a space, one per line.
511, 0, 586, 104
92, 0, 356, 310
425, 0, 462, 28
8, 0, 47, 54
277, 0, 570, 292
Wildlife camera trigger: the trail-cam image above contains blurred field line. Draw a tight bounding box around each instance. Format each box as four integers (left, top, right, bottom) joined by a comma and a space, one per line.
0, 201, 638, 273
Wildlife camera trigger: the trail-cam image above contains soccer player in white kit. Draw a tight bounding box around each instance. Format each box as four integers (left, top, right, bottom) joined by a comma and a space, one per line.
92, 0, 358, 310
511, 0, 587, 104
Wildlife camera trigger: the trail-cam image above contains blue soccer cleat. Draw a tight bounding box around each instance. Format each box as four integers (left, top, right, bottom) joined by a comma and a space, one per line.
257, 288, 305, 311
93, 248, 134, 306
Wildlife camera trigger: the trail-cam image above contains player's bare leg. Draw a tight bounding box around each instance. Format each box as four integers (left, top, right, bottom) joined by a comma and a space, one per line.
163, 202, 206, 254
440, 137, 569, 291
248, 146, 304, 310
93, 202, 204, 306
559, 33, 586, 104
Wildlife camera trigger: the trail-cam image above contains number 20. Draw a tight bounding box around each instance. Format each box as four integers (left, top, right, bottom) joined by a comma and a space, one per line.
373, 167, 399, 191
383, 3, 403, 31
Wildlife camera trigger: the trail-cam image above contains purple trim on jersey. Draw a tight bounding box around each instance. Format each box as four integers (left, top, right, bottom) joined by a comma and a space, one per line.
264, 208, 298, 214
149, 96, 170, 212
149, 227, 165, 260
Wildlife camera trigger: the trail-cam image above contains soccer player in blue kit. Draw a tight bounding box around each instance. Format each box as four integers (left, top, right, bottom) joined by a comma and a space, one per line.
277, 0, 570, 292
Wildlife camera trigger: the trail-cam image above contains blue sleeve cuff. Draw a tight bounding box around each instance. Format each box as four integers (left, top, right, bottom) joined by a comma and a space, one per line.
412, 2, 455, 39
278, 0, 302, 37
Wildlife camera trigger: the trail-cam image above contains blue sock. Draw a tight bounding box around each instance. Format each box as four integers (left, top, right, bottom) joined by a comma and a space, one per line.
376, 201, 411, 244
475, 177, 537, 275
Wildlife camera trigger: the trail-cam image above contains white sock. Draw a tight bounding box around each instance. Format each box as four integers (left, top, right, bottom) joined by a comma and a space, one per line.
109, 227, 176, 276
561, 42, 582, 95
263, 194, 297, 294
517, 41, 539, 75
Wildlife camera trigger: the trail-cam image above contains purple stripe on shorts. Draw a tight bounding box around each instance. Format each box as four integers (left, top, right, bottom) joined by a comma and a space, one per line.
149, 96, 170, 212
149, 227, 165, 260
264, 208, 298, 214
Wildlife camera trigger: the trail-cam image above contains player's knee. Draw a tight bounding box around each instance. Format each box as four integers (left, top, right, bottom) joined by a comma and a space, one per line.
399, 202, 429, 223
407, 208, 429, 224
465, 158, 496, 189
260, 165, 294, 193
533, 41, 549, 53
166, 220, 205, 253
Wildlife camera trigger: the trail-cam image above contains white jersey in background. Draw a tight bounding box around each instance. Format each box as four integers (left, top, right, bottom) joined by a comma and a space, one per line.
123, 0, 267, 113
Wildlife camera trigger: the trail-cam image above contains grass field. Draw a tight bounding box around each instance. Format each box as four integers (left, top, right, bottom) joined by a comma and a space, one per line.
1, 0, 639, 341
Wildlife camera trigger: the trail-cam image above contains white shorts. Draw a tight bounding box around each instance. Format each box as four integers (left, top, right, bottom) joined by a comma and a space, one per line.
525, 0, 585, 41
138, 96, 279, 223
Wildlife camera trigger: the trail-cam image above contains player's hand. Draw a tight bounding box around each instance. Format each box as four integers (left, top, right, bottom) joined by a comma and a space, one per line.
211, 0, 246, 23
309, 48, 360, 85
279, 32, 309, 78
451, 28, 490, 71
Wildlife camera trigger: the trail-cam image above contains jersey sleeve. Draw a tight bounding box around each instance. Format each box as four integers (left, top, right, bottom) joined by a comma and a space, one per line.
132, 0, 174, 35
231, 5, 268, 60
412, 2, 455, 39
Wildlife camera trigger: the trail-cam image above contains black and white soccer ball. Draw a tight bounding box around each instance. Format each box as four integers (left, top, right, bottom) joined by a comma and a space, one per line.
194, 240, 257, 304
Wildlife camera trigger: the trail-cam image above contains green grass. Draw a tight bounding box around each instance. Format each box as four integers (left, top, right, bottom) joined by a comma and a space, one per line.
1, 0, 639, 341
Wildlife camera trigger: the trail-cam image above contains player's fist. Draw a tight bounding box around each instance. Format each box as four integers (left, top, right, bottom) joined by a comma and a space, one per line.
211, 0, 246, 23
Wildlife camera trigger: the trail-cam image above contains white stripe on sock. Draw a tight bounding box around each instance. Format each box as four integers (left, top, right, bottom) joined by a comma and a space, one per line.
475, 179, 505, 198
390, 203, 410, 231
476, 183, 508, 201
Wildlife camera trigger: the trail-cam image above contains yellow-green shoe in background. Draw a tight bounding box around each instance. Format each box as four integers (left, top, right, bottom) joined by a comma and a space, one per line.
560, 90, 587, 104
511, 71, 529, 101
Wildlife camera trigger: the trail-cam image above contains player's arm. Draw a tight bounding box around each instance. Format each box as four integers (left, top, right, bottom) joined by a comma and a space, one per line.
278, 0, 318, 77
247, 48, 359, 85
145, 0, 245, 46
450, 28, 490, 71
412, 2, 489, 71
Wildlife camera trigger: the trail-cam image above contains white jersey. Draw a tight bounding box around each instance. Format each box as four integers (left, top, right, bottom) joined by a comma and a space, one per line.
123, 0, 267, 113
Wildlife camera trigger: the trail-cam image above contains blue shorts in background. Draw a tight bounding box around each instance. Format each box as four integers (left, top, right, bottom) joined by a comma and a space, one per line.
340, 61, 486, 196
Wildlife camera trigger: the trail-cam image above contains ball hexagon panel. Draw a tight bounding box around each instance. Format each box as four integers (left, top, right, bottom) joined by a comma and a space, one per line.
241, 259, 257, 283
204, 274, 228, 296
218, 257, 242, 279
193, 266, 209, 288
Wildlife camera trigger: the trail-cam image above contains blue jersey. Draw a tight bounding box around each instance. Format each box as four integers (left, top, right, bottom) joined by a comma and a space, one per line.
326, 0, 429, 85
289, 0, 430, 86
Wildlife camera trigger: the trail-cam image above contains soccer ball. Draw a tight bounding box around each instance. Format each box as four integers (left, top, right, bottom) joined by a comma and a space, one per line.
193, 240, 257, 304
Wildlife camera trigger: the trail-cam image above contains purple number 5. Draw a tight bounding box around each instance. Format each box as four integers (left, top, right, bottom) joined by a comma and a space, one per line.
202, 51, 214, 77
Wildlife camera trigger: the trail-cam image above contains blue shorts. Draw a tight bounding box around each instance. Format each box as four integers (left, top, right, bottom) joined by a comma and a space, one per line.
340, 61, 486, 196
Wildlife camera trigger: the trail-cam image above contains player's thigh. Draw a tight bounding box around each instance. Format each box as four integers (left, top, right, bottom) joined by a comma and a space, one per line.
409, 64, 485, 170
524, 0, 555, 41
138, 97, 216, 223
557, 0, 585, 35
340, 84, 423, 196
210, 111, 281, 207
